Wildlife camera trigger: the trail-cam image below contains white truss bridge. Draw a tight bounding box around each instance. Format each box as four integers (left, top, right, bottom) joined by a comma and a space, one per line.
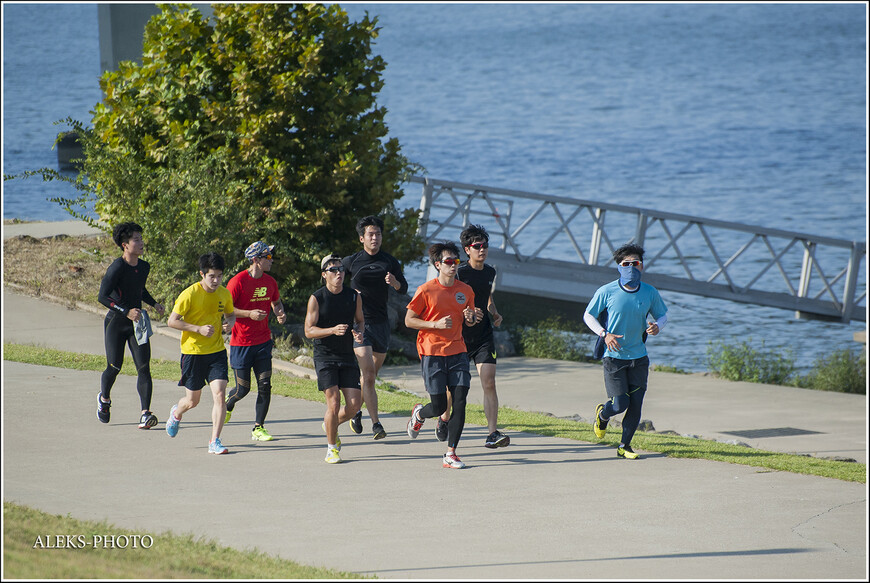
410, 176, 866, 323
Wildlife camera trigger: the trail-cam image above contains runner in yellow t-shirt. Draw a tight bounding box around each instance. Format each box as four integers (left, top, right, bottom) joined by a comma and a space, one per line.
164, 252, 262, 454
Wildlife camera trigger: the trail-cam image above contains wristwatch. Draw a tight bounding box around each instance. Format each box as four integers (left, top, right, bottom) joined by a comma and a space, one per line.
600, 330, 607, 338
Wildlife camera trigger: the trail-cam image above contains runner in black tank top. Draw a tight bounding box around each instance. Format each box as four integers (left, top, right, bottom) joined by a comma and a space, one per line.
305, 255, 364, 463
312, 285, 359, 364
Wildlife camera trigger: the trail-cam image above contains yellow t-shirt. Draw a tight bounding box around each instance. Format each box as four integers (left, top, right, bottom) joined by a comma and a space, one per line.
172, 281, 234, 355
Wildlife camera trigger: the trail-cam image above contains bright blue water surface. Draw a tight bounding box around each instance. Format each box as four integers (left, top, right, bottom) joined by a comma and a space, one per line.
3, 3, 866, 372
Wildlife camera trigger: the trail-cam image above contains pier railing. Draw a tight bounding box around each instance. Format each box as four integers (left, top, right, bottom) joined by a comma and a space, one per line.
410, 176, 866, 323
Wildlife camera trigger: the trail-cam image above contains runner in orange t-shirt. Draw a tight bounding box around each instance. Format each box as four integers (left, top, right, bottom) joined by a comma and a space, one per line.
405, 241, 482, 469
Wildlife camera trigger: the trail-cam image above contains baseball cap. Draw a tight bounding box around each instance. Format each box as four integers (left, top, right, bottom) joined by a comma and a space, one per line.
320, 253, 342, 270
245, 241, 275, 260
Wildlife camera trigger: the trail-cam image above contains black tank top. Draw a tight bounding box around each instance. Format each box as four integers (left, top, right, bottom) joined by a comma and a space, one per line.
457, 262, 496, 342
312, 286, 358, 363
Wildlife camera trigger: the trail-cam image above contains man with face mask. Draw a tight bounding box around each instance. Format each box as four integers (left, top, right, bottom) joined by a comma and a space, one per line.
583, 243, 668, 459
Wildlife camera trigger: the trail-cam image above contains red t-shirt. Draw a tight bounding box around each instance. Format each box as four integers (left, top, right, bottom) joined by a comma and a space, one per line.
407, 278, 475, 357
227, 269, 279, 346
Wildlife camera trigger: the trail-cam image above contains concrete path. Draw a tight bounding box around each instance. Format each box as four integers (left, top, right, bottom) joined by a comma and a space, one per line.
1, 221, 867, 579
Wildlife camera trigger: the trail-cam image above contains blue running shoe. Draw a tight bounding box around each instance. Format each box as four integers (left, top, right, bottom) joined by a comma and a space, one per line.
208, 437, 228, 454
166, 404, 179, 437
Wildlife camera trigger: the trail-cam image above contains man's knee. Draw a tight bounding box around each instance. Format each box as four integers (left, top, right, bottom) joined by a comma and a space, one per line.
256, 370, 272, 394
233, 375, 252, 398
430, 393, 449, 416
611, 394, 630, 414
450, 386, 469, 407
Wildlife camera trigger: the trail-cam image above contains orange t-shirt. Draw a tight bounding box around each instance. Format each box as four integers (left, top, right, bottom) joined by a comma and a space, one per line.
407, 278, 476, 357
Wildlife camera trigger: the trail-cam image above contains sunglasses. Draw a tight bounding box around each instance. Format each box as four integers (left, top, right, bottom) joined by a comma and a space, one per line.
469, 242, 489, 250
440, 257, 461, 266
620, 260, 642, 267
258, 254, 272, 260
324, 266, 345, 273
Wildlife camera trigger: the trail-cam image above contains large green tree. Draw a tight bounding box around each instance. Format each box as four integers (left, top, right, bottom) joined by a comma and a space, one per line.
32, 3, 424, 308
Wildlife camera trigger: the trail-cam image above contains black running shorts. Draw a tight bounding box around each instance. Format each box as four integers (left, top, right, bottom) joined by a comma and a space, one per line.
179, 350, 229, 391
315, 360, 362, 392
352, 321, 391, 354
466, 336, 497, 365
420, 353, 471, 395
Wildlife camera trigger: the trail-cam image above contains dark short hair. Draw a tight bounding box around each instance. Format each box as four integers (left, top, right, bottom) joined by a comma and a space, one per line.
614, 243, 645, 264
428, 241, 461, 266
199, 252, 225, 273
460, 224, 489, 250
112, 222, 143, 249
356, 215, 384, 237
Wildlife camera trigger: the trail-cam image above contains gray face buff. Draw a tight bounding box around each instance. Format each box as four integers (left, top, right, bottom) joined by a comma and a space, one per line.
617, 264, 642, 287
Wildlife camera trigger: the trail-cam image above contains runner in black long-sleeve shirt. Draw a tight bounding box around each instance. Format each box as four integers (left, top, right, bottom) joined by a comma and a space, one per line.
341, 215, 408, 440
96, 222, 164, 428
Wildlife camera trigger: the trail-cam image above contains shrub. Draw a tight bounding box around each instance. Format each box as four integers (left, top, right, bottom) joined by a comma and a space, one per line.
6, 4, 425, 307
513, 316, 589, 362
706, 338, 797, 385
651, 364, 689, 374
798, 348, 866, 394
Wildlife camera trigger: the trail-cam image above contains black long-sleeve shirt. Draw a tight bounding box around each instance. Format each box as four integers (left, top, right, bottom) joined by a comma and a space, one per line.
98, 257, 157, 316
341, 249, 408, 324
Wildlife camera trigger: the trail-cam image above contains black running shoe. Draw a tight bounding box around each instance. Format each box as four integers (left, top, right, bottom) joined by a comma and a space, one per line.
485, 430, 510, 449
435, 418, 448, 442
96, 394, 111, 423
138, 411, 158, 429
372, 421, 387, 440
350, 410, 363, 434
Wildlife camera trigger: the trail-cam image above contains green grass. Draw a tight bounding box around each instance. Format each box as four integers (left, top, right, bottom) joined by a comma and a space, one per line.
3, 502, 366, 579
4, 342, 865, 483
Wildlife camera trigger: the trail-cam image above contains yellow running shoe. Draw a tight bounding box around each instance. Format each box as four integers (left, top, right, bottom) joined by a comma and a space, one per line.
617, 445, 640, 460
325, 447, 341, 464
251, 425, 274, 441
593, 403, 608, 439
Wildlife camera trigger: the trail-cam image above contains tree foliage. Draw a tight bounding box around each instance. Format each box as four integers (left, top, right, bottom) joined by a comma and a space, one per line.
11, 3, 424, 308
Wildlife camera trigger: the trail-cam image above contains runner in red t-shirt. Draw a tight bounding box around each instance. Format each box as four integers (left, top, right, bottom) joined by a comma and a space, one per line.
222, 241, 287, 442
405, 241, 481, 469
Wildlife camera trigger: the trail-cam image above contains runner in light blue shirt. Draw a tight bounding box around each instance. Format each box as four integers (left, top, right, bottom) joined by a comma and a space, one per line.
584, 243, 668, 460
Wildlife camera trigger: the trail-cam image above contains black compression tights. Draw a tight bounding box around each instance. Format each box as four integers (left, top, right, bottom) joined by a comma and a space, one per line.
227, 360, 273, 426
100, 313, 152, 411
418, 386, 469, 449
601, 387, 647, 447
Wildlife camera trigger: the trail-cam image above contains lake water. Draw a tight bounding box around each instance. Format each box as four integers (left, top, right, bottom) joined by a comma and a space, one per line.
2, 3, 866, 373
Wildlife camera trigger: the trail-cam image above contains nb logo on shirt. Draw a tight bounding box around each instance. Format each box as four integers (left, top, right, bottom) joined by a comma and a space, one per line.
253, 287, 268, 298
455, 292, 467, 304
